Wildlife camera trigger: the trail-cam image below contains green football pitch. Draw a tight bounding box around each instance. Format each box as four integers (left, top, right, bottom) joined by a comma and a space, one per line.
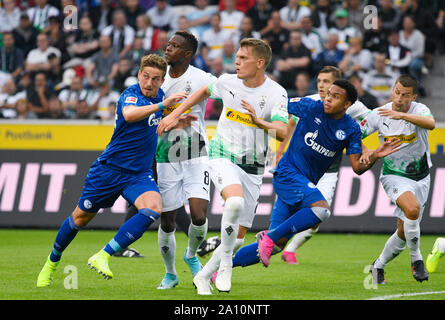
1, 229, 445, 301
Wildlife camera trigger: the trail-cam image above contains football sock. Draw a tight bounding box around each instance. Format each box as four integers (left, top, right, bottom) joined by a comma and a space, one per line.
103, 208, 160, 255
266, 207, 322, 243
234, 237, 245, 254
200, 245, 223, 279
374, 231, 406, 269
404, 218, 422, 262
186, 219, 208, 258
220, 197, 244, 268
285, 226, 319, 252
158, 226, 177, 275
49, 214, 80, 262
232, 242, 260, 267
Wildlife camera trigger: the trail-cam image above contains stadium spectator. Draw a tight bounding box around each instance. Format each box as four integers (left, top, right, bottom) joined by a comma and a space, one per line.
87, 82, 120, 120
45, 52, 63, 87
146, 0, 178, 32
0, 32, 24, 80
186, 0, 218, 39
12, 13, 39, 57
0, 0, 21, 33
201, 13, 232, 69
129, 36, 148, 76
362, 52, 398, 106
149, 30, 169, 58
123, 0, 146, 30
44, 15, 68, 64
363, 17, 388, 53
344, 0, 365, 34
74, 99, 98, 120
101, 9, 135, 59
67, 16, 100, 66
0, 78, 24, 119
218, 0, 256, 13
175, 15, 201, 43
220, 0, 244, 34
25, 33, 61, 77
309, 0, 335, 41
58, 75, 87, 119
135, 14, 160, 52
338, 36, 373, 79
279, 0, 311, 31
399, 15, 427, 94
275, 30, 311, 90
384, 30, 412, 75
245, 0, 274, 35
300, 15, 323, 59
89, 0, 116, 33
235, 16, 261, 45
113, 58, 133, 93
15, 98, 37, 119
86, 35, 119, 89
221, 39, 236, 74
26, 72, 53, 119
48, 97, 68, 119
438, 0, 445, 53
400, 0, 437, 70
26, 0, 59, 32
290, 71, 316, 98
313, 33, 344, 72
348, 73, 379, 110
328, 8, 361, 51
378, 0, 402, 34
261, 11, 289, 57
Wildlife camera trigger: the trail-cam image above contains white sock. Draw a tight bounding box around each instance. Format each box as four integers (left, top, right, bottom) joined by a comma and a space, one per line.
439, 238, 445, 253
220, 196, 244, 268
186, 219, 208, 258
200, 245, 222, 279
285, 227, 319, 252
374, 231, 406, 269
233, 237, 245, 255
158, 226, 177, 275
404, 218, 422, 262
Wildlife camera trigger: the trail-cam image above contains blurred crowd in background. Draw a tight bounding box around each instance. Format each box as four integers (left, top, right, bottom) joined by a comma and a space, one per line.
0, 0, 444, 121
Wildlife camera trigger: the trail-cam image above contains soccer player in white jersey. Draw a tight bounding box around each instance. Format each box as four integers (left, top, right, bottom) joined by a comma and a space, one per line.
364, 75, 435, 284
156, 31, 217, 289
157, 38, 289, 294
276, 66, 372, 264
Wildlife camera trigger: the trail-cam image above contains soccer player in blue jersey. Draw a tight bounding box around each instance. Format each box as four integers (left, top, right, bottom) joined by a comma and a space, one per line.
232, 80, 401, 269
36, 54, 192, 287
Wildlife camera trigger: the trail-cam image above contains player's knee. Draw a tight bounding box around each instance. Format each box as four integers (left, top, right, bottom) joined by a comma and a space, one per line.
223, 196, 245, 224
191, 215, 207, 226
160, 212, 176, 233
404, 204, 420, 220
311, 206, 331, 222
72, 209, 95, 227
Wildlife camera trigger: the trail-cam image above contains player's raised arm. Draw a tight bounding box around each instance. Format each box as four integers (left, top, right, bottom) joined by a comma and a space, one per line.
378, 108, 435, 130
122, 92, 187, 123
156, 84, 211, 135
349, 137, 402, 175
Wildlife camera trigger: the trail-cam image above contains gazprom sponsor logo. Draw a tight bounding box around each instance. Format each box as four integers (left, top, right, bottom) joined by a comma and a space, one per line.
304, 130, 336, 157
148, 113, 161, 126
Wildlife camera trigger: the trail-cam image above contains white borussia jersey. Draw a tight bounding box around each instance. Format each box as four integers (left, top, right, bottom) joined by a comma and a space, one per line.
361, 101, 433, 181
156, 65, 216, 163
209, 73, 288, 174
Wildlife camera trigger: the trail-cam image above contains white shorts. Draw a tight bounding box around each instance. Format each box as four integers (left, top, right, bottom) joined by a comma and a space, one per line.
380, 174, 430, 221
209, 157, 263, 228
157, 157, 210, 212
316, 171, 339, 206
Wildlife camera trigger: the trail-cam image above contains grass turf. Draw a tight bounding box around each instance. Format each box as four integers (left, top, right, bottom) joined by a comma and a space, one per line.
1, 229, 445, 301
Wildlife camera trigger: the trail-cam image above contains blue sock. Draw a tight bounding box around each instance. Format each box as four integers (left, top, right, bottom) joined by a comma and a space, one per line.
103, 208, 160, 255
232, 242, 260, 267
267, 207, 321, 243
50, 215, 80, 262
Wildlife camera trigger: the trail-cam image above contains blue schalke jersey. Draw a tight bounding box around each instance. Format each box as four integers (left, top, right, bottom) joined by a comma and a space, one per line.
98, 83, 164, 173
276, 97, 362, 184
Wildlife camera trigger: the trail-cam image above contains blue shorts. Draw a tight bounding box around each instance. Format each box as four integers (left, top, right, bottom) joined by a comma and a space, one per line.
78, 160, 159, 213
269, 172, 325, 230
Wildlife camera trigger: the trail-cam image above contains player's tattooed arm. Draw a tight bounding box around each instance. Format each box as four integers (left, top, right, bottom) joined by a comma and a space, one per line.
241, 100, 288, 141
350, 137, 402, 175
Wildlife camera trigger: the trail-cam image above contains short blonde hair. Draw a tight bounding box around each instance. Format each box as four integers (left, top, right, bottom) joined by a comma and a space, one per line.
239, 38, 272, 69
139, 54, 168, 77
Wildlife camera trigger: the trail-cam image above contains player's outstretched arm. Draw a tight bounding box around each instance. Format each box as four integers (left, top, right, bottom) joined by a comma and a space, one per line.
241, 100, 288, 141
156, 84, 210, 136
349, 137, 401, 175
378, 109, 435, 130
123, 92, 187, 123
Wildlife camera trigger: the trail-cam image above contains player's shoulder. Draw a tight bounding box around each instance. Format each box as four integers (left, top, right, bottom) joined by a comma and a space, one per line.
410, 101, 432, 115
264, 77, 288, 97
